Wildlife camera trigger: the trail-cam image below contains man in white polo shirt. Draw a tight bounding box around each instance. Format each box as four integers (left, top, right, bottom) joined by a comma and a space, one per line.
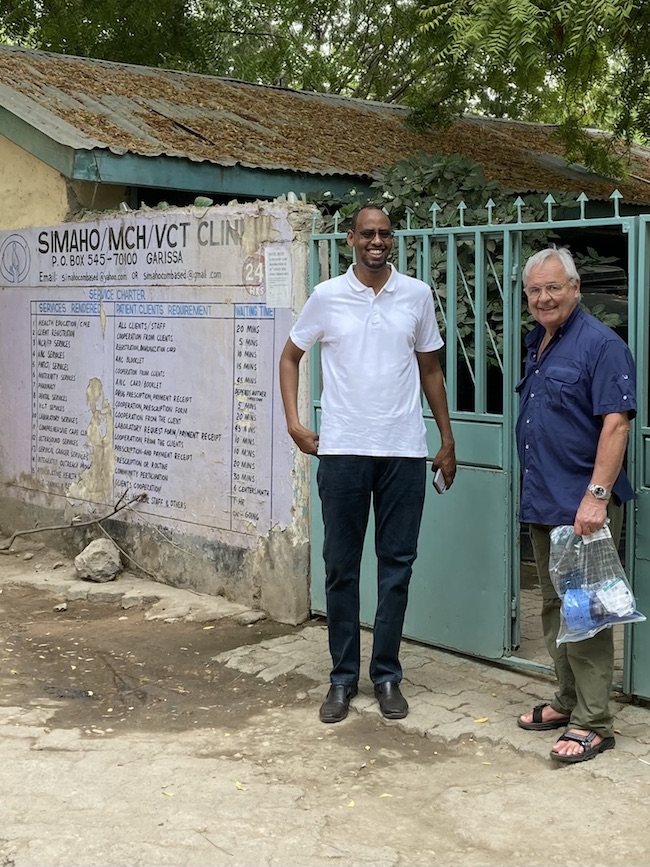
279, 205, 456, 724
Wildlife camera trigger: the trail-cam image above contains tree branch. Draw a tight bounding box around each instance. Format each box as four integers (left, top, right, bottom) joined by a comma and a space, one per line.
0, 492, 147, 553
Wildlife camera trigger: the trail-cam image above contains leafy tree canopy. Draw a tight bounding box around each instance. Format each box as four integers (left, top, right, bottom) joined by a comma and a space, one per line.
416, 0, 650, 175
0, 0, 443, 102
0, 0, 208, 70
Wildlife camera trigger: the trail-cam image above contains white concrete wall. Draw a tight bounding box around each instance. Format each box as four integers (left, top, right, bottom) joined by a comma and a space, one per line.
0, 201, 315, 623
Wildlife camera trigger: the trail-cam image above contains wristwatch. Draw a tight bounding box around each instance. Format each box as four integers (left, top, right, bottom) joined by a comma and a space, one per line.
587, 483, 611, 501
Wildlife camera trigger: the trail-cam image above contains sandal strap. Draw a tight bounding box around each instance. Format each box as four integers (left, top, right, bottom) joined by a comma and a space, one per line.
557, 730, 597, 748
531, 703, 550, 724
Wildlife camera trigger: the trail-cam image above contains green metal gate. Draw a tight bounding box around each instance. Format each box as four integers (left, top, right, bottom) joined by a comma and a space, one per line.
631, 215, 650, 698
308, 194, 649, 694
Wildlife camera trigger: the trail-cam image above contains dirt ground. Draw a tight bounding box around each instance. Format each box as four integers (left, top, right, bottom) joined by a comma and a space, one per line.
0, 583, 307, 736
2, 580, 650, 867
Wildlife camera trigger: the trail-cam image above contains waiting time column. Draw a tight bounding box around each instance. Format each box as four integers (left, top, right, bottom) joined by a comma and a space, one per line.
231, 304, 276, 534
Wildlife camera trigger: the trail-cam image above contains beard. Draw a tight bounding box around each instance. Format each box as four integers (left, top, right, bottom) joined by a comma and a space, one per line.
362, 252, 389, 271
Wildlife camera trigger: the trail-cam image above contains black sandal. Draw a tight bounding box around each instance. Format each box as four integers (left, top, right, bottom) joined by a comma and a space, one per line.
517, 702, 571, 731
550, 730, 615, 763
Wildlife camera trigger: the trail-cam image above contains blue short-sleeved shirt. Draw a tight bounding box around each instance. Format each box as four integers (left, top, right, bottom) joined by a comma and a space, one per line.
516, 305, 636, 526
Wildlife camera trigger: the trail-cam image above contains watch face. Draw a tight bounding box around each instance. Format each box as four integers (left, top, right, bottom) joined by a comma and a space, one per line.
590, 485, 608, 499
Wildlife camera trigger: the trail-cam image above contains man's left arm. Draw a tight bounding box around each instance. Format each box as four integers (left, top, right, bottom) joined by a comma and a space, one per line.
416, 350, 457, 488
574, 411, 631, 536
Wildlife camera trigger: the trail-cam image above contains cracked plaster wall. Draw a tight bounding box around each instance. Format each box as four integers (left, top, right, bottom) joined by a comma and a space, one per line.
0, 198, 316, 625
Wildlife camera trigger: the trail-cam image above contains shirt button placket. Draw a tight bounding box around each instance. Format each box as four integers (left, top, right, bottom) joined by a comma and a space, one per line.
371, 295, 380, 326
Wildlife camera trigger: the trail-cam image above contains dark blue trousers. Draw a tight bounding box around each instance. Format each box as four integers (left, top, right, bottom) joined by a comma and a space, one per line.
316, 455, 426, 686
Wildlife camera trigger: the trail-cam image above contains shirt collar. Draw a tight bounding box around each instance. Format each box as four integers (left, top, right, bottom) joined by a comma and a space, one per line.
347, 263, 397, 293
524, 303, 583, 349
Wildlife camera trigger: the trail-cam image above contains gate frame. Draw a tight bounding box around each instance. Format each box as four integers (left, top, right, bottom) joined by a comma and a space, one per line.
307, 195, 645, 694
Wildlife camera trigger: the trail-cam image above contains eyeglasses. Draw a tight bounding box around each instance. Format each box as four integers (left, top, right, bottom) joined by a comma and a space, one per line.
355, 229, 394, 240
524, 280, 572, 299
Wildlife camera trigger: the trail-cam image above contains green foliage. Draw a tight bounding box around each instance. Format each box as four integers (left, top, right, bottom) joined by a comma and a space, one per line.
0, 0, 448, 101
416, 0, 650, 172
314, 151, 573, 227
0, 0, 208, 71
198, 0, 445, 100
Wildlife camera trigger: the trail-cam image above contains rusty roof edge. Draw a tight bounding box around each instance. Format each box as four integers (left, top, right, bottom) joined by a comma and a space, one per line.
0, 84, 107, 149
94, 143, 378, 180
3, 44, 649, 149
0, 84, 380, 181
0, 44, 410, 112
2, 45, 649, 199
2, 44, 646, 155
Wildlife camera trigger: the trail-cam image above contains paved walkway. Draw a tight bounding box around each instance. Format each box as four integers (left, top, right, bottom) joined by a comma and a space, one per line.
215, 621, 650, 782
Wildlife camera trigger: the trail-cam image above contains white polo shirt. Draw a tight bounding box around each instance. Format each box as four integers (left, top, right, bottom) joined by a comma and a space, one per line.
290, 264, 443, 456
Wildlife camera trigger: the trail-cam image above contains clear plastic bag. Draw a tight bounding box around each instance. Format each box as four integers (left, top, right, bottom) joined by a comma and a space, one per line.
549, 523, 646, 645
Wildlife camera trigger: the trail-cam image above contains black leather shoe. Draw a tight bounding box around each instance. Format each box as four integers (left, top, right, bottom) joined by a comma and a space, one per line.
319, 684, 358, 723
374, 682, 408, 719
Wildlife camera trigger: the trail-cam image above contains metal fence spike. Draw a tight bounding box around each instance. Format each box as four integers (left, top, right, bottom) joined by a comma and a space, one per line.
513, 196, 525, 223
457, 200, 467, 228
429, 202, 441, 228
577, 191, 589, 221
406, 208, 413, 230
333, 210, 341, 231
610, 189, 623, 217
543, 193, 556, 222
485, 198, 495, 225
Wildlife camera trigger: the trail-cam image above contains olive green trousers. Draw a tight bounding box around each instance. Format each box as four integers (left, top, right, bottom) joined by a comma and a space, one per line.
529, 503, 623, 738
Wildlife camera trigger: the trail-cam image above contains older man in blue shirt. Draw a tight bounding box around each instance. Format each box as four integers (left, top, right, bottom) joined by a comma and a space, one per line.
515, 247, 636, 764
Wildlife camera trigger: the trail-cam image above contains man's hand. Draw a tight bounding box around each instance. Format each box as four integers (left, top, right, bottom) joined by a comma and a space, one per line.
573, 411, 630, 536
416, 351, 456, 490
279, 339, 318, 455
432, 442, 456, 489
574, 494, 608, 536
289, 423, 319, 456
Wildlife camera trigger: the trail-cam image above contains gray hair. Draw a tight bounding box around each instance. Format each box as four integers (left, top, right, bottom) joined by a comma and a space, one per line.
522, 247, 580, 286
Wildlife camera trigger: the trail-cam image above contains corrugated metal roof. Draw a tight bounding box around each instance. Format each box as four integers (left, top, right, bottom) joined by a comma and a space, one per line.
1, 45, 650, 202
